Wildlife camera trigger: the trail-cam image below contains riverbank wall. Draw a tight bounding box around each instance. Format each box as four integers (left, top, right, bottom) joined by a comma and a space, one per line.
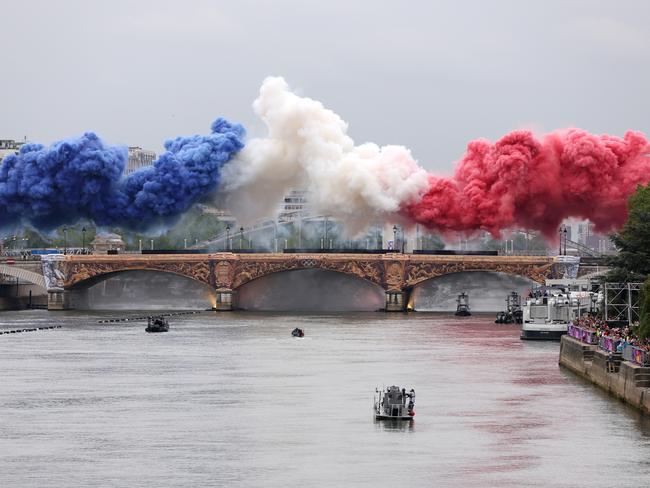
559, 335, 650, 414
0, 283, 47, 310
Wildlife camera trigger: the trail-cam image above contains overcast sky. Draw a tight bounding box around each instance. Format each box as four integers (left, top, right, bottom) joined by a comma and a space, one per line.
1, 0, 649, 173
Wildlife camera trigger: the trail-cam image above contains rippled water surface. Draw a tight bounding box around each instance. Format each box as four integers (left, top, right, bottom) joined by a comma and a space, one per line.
1, 310, 650, 487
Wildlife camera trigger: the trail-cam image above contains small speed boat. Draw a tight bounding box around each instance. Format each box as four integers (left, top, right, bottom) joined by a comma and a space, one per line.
146, 316, 169, 333
291, 327, 304, 337
455, 292, 471, 316
374, 385, 415, 421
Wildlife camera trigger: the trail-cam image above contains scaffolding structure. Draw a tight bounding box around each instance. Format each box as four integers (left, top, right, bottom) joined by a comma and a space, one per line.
603, 282, 642, 325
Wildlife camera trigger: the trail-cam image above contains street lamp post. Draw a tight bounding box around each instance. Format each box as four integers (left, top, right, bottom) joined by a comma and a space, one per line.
139, 239, 142, 253
239, 227, 244, 250
563, 227, 568, 255
226, 225, 231, 251
150, 239, 154, 251
63, 227, 68, 254
393, 225, 397, 252
82, 227, 86, 254
184, 238, 187, 249
323, 217, 329, 250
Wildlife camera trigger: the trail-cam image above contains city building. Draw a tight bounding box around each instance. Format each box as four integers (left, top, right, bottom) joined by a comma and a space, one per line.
279, 190, 308, 221
200, 189, 310, 223
90, 233, 125, 254
577, 221, 594, 245
0, 139, 25, 162
125, 146, 156, 175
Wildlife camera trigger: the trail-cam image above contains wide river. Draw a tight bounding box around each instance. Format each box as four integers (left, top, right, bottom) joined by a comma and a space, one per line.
1, 310, 650, 487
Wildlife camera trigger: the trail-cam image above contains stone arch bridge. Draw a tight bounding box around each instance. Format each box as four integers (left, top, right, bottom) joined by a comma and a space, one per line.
41, 253, 568, 311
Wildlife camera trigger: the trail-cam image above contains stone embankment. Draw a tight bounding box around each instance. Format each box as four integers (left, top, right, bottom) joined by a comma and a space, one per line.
559, 335, 650, 414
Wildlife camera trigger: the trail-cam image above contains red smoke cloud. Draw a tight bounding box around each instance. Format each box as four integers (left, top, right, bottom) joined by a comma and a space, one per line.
403, 129, 650, 239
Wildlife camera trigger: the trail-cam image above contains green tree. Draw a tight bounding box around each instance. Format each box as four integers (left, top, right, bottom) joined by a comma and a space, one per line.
607, 184, 650, 282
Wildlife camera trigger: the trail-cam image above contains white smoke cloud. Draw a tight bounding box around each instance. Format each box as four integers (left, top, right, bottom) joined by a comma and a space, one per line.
219, 76, 429, 233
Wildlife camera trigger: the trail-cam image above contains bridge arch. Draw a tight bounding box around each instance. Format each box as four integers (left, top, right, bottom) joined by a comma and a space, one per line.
230, 258, 386, 291
62, 260, 213, 290
66, 267, 212, 290
0, 264, 46, 290
235, 268, 385, 311
410, 270, 536, 312
404, 260, 553, 288
65, 269, 217, 310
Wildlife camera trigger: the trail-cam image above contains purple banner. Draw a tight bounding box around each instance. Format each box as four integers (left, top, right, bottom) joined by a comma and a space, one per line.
599, 336, 619, 353
567, 324, 582, 340
632, 347, 649, 366
567, 325, 598, 345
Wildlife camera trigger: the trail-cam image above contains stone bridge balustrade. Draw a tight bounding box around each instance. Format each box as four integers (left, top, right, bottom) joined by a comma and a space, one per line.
46, 252, 564, 311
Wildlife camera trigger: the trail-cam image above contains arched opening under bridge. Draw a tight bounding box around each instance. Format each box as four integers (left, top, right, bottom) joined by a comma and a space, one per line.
67, 269, 216, 310
410, 271, 535, 312
236, 268, 385, 312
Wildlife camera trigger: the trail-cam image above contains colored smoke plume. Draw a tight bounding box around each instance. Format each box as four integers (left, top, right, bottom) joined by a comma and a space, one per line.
0, 118, 244, 229
2, 76, 648, 239
223, 77, 650, 239
220, 77, 429, 232
404, 129, 650, 239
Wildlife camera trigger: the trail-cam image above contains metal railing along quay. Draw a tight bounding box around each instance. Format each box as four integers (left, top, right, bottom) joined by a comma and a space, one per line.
567, 324, 650, 367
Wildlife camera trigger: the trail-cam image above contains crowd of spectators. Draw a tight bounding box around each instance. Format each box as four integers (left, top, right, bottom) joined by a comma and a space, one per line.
572, 315, 650, 353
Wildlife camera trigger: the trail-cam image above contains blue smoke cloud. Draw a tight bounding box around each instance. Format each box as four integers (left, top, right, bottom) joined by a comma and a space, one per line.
0, 118, 245, 230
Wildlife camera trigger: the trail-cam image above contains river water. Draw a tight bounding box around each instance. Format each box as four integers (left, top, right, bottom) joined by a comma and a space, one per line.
1, 310, 650, 487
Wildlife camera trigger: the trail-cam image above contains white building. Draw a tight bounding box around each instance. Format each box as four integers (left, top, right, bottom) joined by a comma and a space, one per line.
279, 190, 308, 221
0, 139, 25, 162
125, 146, 156, 175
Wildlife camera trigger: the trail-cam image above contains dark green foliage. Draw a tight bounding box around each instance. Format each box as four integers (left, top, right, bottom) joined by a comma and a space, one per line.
607, 184, 650, 282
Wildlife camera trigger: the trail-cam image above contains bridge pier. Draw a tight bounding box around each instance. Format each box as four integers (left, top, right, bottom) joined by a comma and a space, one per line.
214, 289, 235, 311
47, 288, 68, 310
385, 290, 407, 312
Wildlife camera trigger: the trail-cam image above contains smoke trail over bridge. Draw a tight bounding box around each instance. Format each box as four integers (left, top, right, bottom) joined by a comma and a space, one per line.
2, 77, 648, 238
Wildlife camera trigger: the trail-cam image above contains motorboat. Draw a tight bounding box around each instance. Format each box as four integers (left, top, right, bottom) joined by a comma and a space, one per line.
145, 316, 169, 333
455, 292, 471, 316
374, 385, 415, 420
521, 285, 594, 340
495, 291, 523, 324
291, 327, 304, 337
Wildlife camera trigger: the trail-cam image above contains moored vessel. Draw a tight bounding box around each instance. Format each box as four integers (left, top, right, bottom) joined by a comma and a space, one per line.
521, 285, 593, 340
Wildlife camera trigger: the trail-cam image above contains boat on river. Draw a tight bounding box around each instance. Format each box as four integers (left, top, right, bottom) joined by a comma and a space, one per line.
455, 292, 471, 316
495, 291, 523, 324
521, 286, 594, 340
291, 327, 304, 337
374, 385, 415, 420
146, 316, 169, 333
